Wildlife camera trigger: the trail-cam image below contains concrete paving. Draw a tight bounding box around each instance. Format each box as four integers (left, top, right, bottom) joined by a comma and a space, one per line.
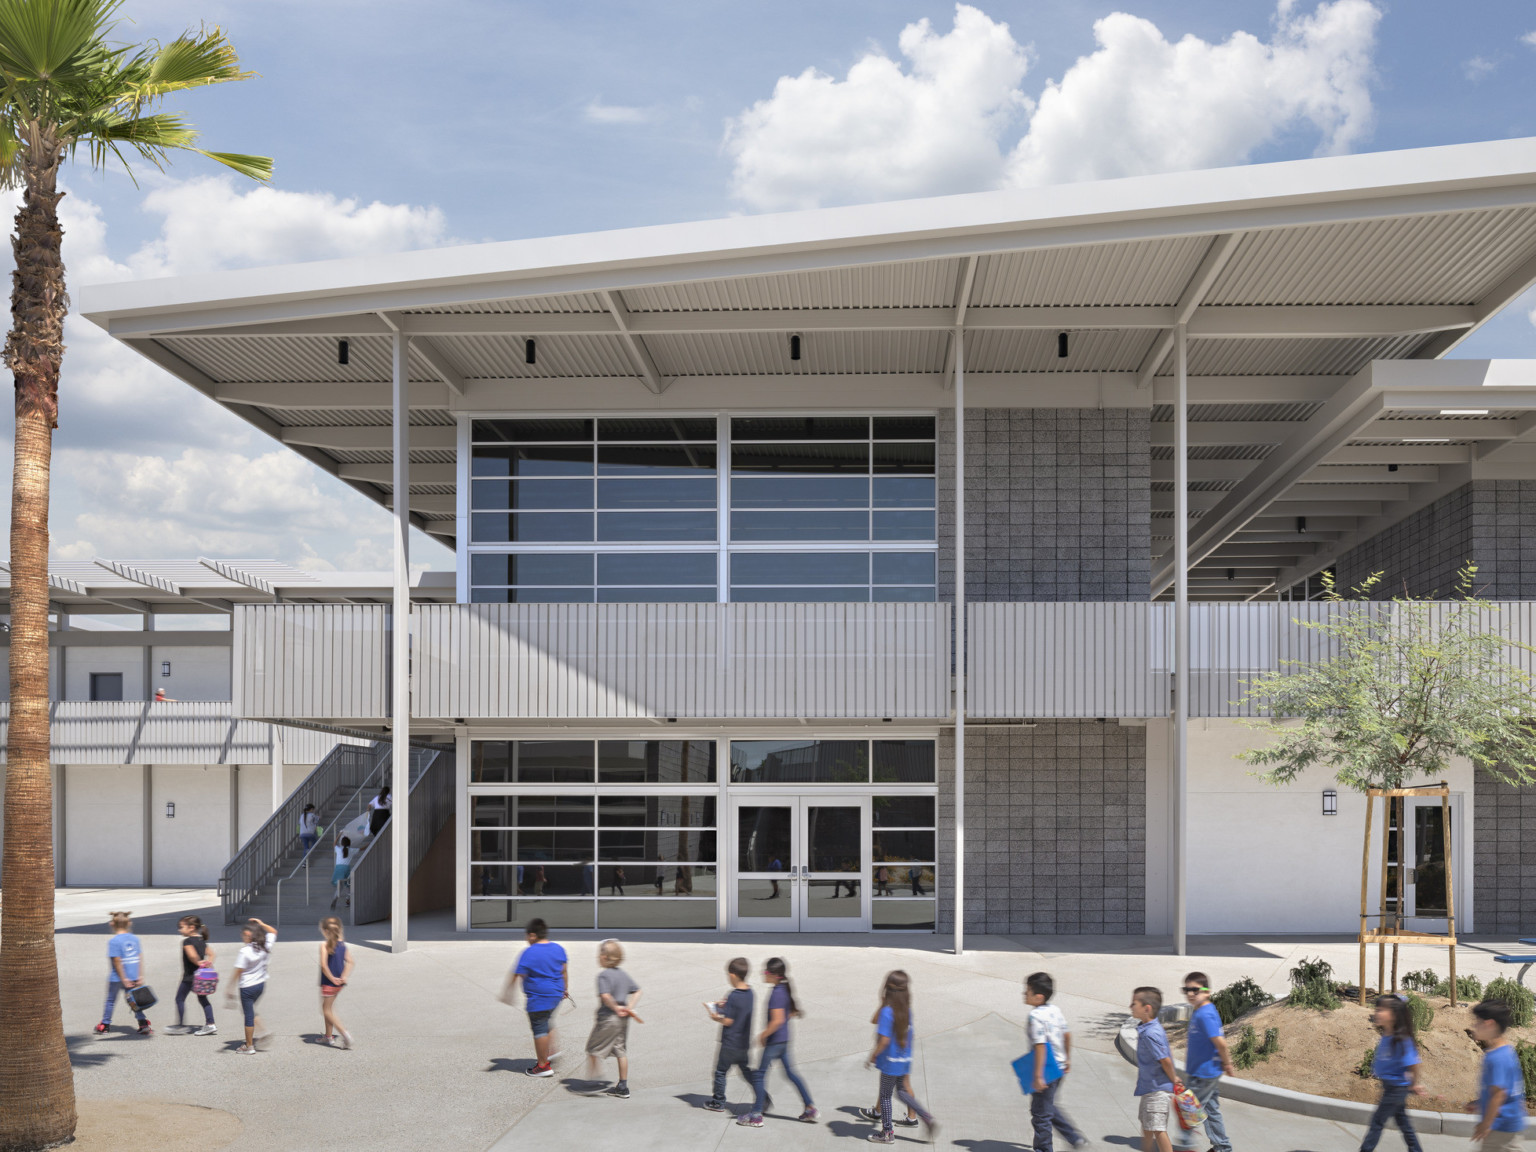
52, 889, 1521, 1151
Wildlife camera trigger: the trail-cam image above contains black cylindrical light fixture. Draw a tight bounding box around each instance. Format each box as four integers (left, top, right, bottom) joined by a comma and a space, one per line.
1296, 516, 1307, 534
1388, 463, 1399, 472
1057, 332, 1069, 358
337, 339, 349, 366
525, 339, 537, 365
789, 334, 802, 361
1227, 567, 1236, 581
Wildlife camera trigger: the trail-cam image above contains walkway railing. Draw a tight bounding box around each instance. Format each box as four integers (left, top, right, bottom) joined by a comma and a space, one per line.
219, 741, 382, 924
349, 745, 454, 926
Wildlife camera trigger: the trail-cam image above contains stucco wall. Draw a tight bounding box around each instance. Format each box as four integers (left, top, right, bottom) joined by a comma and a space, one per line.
64, 765, 146, 885
151, 766, 233, 886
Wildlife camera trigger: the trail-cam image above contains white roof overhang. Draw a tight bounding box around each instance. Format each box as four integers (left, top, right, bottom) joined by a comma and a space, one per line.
78, 137, 1536, 600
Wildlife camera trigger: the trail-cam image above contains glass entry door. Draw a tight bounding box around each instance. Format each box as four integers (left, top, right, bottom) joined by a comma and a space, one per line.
730, 795, 870, 932
1404, 798, 1460, 931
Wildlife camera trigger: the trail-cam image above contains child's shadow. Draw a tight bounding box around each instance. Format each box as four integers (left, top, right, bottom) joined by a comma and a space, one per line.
954, 1142, 1028, 1152
485, 1057, 535, 1074
1099, 1137, 1140, 1147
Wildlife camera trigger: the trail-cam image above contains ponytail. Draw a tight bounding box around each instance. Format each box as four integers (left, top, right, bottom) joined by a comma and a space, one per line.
340, 835, 351, 860
179, 915, 209, 941
766, 957, 800, 1017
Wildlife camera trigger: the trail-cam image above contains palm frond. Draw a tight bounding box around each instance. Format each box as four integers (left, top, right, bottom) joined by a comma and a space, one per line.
129, 27, 255, 100
0, 0, 120, 84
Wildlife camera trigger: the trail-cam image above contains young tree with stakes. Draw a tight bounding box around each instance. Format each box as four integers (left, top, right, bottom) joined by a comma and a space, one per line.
0, 3, 269, 1146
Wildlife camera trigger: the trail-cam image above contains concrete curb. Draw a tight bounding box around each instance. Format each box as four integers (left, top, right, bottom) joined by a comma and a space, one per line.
1114, 1021, 1477, 1137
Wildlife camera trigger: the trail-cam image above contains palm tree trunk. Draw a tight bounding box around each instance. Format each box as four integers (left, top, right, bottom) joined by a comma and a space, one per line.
0, 141, 75, 1150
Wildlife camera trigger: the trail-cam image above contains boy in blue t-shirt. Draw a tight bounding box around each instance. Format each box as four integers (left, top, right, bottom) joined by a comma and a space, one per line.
1132, 987, 1178, 1152
703, 957, 755, 1112
1469, 1000, 1527, 1151
1174, 972, 1233, 1152
97, 911, 150, 1035
504, 918, 568, 1078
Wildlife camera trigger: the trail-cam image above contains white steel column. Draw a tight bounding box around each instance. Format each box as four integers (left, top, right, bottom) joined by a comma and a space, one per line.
391, 329, 411, 953
953, 331, 966, 958
454, 725, 469, 932
270, 726, 284, 814
1173, 323, 1190, 956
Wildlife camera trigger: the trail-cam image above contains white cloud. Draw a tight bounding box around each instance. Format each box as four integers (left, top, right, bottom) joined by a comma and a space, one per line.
726, 1, 1382, 211
1523, 31, 1536, 48
585, 100, 653, 125
0, 176, 458, 569
1464, 55, 1497, 81
725, 4, 1030, 211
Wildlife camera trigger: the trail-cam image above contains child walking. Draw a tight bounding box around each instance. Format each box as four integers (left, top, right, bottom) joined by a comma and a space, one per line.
1360, 994, 1424, 1152
740, 957, 817, 1127
703, 957, 755, 1113
318, 916, 355, 1049
1469, 999, 1527, 1151
1131, 986, 1179, 1152
226, 917, 277, 1054
96, 911, 151, 1036
503, 917, 568, 1078
584, 939, 641, 1098
865, 970, 937, 1145
1025, 971, 1085, 1151
172, 915, 216, 1035
299, 804, 320, 854
330, 836, 353, 908
1174, 973, 1233, 1152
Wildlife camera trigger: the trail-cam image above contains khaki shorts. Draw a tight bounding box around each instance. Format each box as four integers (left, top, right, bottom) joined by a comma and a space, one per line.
1138, 1091, 1172, 1132
1482, 1132, 1523, 1152
584, 1013, 628, 1059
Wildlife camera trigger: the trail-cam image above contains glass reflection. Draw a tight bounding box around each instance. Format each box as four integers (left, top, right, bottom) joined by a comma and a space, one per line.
597, 865, 716, 898
597, 899, 717, 930
736, 806, 791, 872
872, 864, 934, 896
736, 879, 793, 917
805, 878, 861, 915
872, 901, 936, 931
731, 740, 869, 784
469, 899, 594, 930
872, 830, 936, 862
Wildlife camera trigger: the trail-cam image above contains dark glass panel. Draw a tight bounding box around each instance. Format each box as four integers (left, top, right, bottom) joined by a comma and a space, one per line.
731, 586, 869, 602
806, 805, 862, 872
597, 477, 717, 509
472, 444, 594, 477
598, 830, 716, 863
731, 510, 869, 542
872, 865, 935, 895
597, 586, 715, 603
598, 444, 717, 474
873, 741, 937, 783
598, 417, 717, 442
508, 512, 595, 543
470, 588, 512, 603
873, 510, 935, 540
731, 416, 868, 440
473, 418, 593, 443
730, 740, 869, 784
873, 416, 936, 440
871, 830, 936, 862
597, 742, 718, 785
730, 443, 869, 473
488, 794, 595, 827
596, 793, 717, 827
471, 829, 593, 862
597, 511, 717, 542
730, 552, 867, 585
805, 878, 861, 914
872, 477, 935, 508
598, 552, 717, 586
730, 476, 869, 509
471, 553, 594, 587
871, 795, 936, 828
736, 805, 792, 871
505, 587, 597, 603
871, 552, 935, 585
513, 740, 595, 784
596, 897, 717, 929
504, 479, 594, 510
470, 513, 511, 544
872, 900, 935, 931
471, 741, 511, 783
470, 897, 593, 929
872, 442, 937, 474
872, 586, 933, 602
735, 879, 793, 917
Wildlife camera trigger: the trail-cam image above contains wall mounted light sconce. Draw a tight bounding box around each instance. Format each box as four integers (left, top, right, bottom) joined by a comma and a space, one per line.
165, 801, 176, 819
525, 339, 536, 365
337, 339, 349, 366
1057, 332, 1069, 358
1323, 789, 1338, 816
789, 334, 802, 361
161, 661, 171, 677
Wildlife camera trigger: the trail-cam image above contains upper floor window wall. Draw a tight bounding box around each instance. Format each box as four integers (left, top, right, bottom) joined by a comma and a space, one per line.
466, 413, 936, 604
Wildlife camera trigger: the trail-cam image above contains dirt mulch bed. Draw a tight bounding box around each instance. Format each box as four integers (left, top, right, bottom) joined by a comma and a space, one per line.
1173, 998, 1535, 1114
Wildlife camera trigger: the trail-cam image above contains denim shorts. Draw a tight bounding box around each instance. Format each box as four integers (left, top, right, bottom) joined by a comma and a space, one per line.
527, 1008, 555, 1037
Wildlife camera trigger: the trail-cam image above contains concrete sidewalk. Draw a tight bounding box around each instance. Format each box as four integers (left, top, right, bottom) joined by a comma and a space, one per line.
54, 889, 1518, 1151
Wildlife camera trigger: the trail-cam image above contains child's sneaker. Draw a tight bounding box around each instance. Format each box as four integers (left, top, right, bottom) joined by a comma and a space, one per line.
93, 1023, 109, 1035
701, 1099, 729, 1112
604, 1083, 630, 1099
858, 1107, 880, 1122
866, 1133, 895, 1145
235, 1044, 256, 1054
192, 1024, 217, 1036
525, 1062, 554, 1077
735, 1113, 764, 1128
798, 1107, 819, 1123
136, 1021, 152, 1036
895, 1116, 920, 1128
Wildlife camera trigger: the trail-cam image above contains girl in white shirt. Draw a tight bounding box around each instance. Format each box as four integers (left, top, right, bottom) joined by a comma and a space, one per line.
367, 786, 391, 838
330, 836, 353, 909
225, 916, 277, 1054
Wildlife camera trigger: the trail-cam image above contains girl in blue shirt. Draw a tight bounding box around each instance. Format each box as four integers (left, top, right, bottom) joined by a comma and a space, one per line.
864, 970, 937, 1145
1360, 995, 1424, 1152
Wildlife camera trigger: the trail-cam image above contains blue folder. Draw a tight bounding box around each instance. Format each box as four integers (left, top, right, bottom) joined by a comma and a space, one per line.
1011, 1043, 1064, 1094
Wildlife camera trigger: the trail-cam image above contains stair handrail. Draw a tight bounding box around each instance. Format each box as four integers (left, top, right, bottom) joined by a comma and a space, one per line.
272, 744, 402, 926
219, 739, 383, 924
346, 745, 453, 926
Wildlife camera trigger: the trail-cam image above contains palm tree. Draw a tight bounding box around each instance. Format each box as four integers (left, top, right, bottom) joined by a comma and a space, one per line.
0, 2, 268, 1145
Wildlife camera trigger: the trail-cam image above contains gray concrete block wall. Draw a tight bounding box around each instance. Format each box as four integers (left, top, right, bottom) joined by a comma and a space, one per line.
937, 408, 1152, 602
1474, 771, 1536, 936
936, 721, 1146, 935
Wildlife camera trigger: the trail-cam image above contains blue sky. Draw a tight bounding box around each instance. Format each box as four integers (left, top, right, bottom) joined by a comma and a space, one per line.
21, 0, 1536, 569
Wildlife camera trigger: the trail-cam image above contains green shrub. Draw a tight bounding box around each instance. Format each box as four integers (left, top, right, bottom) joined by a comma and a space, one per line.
1433, 974, 1482, 1001
1288, 977, 1342, 1011
1401, 969, 1439, 993
1231, 1025, 1260, 1070
1484, 978, 1536, 1028
1354, 1047, 1375, 1078
1404, 991, 1434, 1032
1516, 1040, 1536, 1104
1289, 957, 1335, 988
1213, 977, 1275, 1025
1259, 1027, 1280, 1057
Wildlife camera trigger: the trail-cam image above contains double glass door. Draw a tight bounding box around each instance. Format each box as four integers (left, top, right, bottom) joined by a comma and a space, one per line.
730, 795, 869, 931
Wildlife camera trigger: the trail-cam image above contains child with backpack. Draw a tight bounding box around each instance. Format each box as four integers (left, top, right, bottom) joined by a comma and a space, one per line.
172, 915, 217, 1035
96, 911, 151, 1036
